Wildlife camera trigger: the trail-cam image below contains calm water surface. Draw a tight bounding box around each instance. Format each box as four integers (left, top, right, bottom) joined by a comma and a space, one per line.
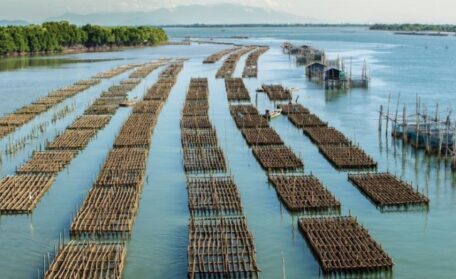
0, 27, 455, 278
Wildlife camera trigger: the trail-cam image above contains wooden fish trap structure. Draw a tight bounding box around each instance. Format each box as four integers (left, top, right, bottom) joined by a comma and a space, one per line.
188, 217, 260, 278
203, 46, 242, 63
319, 145, 377, 170
182, 100, 209, 116
186, 78, 209, 101
225, 78, 251, 101
261, 84, 292, 101
268, 174, 340, 212
45, 241, 126, 279
47, 129, 98, 150
252, 145, 303, 171
215, 46, 256, 79
101, 148, 148, 172
348, 172, 429, 209
129, 61, 165, 78
70, 186, 140, 237
15, 104, 50, 114
303, 126, 351, 146
132, 100, 164, 114
180, 115, 213, 129
187, 176, 243, 216
278, 103, 310, 115
120, 78, 141, 85
33, 96, 66, 106
0, 113, 35, 126
298, 216, 393, 274
288, 113, 327, 128
240, 127, 283, 146
233, 113, 269, 129
0, 126, 16, 137
93, 64, 135, 79
92, 97, 127, 106
17, 150, 76, 174
68, 115, 112, 130
181, 128, 218, 147
95, 169, 145, 189
229, 104, 259, 116
0, 174, 55, 213
183, 147, 227, 173
113, 114, 157, 149
143, 81, 174, 101
74, 79, 101, 86
242, 46, 269, 78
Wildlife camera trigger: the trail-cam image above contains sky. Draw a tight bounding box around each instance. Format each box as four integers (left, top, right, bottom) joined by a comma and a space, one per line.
0, 0, 454, 24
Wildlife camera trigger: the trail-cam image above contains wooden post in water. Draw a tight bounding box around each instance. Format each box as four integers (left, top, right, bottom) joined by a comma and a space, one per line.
403, 105, 408, 142
379, 105, 383, 132
386, 93, 391, 136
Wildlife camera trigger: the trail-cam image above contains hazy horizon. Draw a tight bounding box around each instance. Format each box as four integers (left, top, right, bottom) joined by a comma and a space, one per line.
0, 0, 455, 24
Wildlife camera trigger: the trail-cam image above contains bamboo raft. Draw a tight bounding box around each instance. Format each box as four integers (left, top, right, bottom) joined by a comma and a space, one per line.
229, 104, 259, 116
47, 129, 98, 150
15, 104, 49, 114
132, 100, 164, 114
298, 216, 394, 274
180, 115, 213, 129
252, 145, 303, 171
183, 147, 227, 173
17, 150, 76, 174
102, 148, 148, 172
348, 172, 429, 209
68, 115, 112, 130
203, 46, 242, 64
129, 61, 165, 78
225, 78, 251, 101
288, 113, 328, 128
182, 100, 209, 116
241, 127, 284, 146
261, 84, 292, 101
268, 174, 340, 212
0, 113, 35, 126
0, 126, 16, 137
242, 46, 269, 78
278, 103, 310, 115
187, 176, 243, 215
215, 46, 256, 79
319, 145, 377, 169
188, 217, 260, 278
70, 187, 139, 237
93, 64, 135, 79
45, 241, 126, 279
181, 128, 218, 147
0, 174, 55, 213
120, 78, 141, 85
92, 97, 127, 106
233, 113, 269, 129
304, 126, 351, 146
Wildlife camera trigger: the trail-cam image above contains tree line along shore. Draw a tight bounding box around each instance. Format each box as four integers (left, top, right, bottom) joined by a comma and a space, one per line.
0, 21, 168, 55
370, 24, 456, 33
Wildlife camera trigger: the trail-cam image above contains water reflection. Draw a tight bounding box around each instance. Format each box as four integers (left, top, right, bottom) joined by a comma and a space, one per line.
0, 57, 124, 72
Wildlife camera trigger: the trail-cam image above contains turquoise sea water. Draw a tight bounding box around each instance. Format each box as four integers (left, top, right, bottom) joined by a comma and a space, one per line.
0, 26, 455, 278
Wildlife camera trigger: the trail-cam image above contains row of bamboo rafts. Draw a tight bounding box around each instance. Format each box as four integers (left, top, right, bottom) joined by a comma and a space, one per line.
280, 102, 377, 169
261, 84, 292, 101
242, 46, 269, 78
203, 46, 242, 64
224, 78, 251, 101
70, 62, 183, 237
215, 46, 257, 79
45, 61, 185, 279
0, 62, 164, 214
180, 78, 260, 278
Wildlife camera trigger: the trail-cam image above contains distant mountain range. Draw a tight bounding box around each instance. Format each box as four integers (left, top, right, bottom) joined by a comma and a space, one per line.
0, 20, 29, 26
46, 4, 317, 26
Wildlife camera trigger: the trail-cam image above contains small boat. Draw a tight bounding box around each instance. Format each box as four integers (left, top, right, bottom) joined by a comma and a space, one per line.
119, 100, 137, 107
289, 87, 299, 93
265, 108, 282, 120
256, 87, 265, 92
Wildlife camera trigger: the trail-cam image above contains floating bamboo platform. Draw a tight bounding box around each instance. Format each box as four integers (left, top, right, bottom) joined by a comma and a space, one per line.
203, 46, 242, 64
47, 129, 98, 150
132, 100, 164, 114
15, 104, 49, 115
182, 100, 209, 116
45, 241, 126, 279
102, 148, 148, 172
252, 145, 303, 171
93, 64, 135, 79
348, 172, 429, 209
186, 78, 209, 101
0, 174, 55, 213
74, 79, 101, 86
215, 46, 256, 79
319, 145, 377, 169
278, 103, 310, 115
188, 217, 260, 278
181, 128, 218, 147
114, 114, 157, 149
225, 78, 251, 101
242, 46, 269, 78
96, 169, 145, 189
120, 78, 141, 85
229, 104, 259, 116
70, 187, 139, 237
268, 174, 340, 212
68, 115, 112, 130
183, 147, 227, 173
187, 176, 242, 215
261, 84, 292, 101
304, 126, 351, 146
180, 115, 213, 129
288, 113, 327, 128
233, 113, 269, 129
33, 96, 66, 106
241, 127, 284, 146
129, 62, 164, 78
298, 216, 393, 274
0, 113, 35, 126
17, 150, 76, 174
84, 103, 120, 115
0, 126, 15, 137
